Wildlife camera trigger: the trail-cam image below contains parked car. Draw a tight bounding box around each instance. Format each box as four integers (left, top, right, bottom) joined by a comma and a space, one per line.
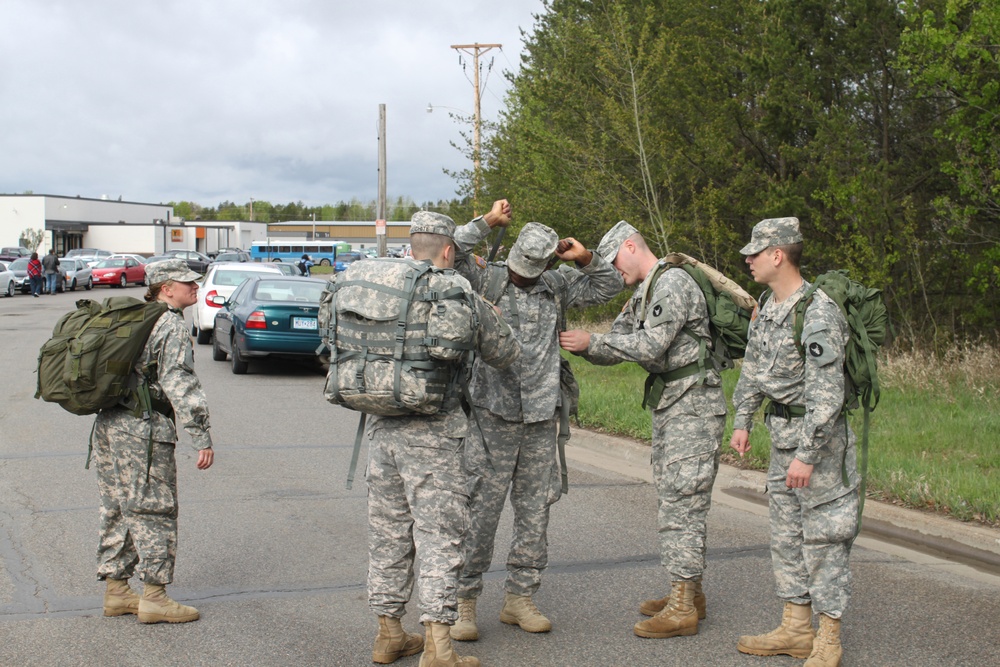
211, 251, 251, 264
59, 258, 94, 291
208, 247, 246, 259
261, 261, 306, 277
91, 257, 146, 288
108, 253, 148, 265
211, 276, 328, 374
0, 262, 15, 297
8, 257, 66, 293
65, 248, 113, 267
334, 251, 365, 272
0, 246, 31, 262
165, 249, 212, 273
192, 262, 284, 344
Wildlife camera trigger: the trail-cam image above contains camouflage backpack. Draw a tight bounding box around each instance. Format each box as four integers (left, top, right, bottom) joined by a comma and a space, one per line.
318, 257, 479, 416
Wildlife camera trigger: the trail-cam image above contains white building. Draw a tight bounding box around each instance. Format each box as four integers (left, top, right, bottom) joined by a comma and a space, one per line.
0, 194, 268, 256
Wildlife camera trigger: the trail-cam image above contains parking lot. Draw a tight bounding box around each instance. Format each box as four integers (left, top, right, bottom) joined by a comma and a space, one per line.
2, 287, 999, 666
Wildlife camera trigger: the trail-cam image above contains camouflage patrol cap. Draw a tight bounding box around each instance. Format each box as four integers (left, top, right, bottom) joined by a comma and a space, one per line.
739, 217, 803, 255
409, 211, 456, 239
145, 258, 201, 285
597, 220, 639, 263
507, 222, 559, 279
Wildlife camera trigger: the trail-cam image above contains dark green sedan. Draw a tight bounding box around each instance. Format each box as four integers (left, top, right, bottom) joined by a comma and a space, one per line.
210, 275, 329, 374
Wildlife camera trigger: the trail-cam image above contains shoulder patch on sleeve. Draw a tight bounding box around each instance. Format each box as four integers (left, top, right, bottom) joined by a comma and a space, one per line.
474, 254, 487, 269
646, 295, 673, 328
801, 320, 837, 366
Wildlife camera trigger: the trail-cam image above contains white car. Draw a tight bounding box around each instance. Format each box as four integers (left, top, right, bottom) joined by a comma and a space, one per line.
192, 262, 283, 344
0, 262, 15, 297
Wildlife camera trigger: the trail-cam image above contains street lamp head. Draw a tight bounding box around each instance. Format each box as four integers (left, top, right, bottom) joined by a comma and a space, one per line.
426, 103, 434, 114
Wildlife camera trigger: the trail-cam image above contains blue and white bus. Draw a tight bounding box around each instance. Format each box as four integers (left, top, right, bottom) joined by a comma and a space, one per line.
249, 240, 351, 266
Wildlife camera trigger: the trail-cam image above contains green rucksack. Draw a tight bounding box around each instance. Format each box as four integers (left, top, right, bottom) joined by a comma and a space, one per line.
641, 253, 755, 409
36, 297, 168, 417
789, 270, 889, 524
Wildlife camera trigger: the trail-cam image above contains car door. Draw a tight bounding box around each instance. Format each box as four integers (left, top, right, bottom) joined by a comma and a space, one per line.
125, 258, 142, 283
215, 279, 246, 343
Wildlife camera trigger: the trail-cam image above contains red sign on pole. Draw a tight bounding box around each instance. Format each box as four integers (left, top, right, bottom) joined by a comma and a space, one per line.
375, 219, 386, 236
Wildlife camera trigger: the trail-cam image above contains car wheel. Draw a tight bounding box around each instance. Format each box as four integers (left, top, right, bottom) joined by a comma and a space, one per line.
5, 281, 13, 297
320, 258, 331, 267
85, 277, 92, 291
230, 335, 249, 374
196, 326, 212, 345
70, 278, 77, 291
211, 330, 227, 361
119, 274, 127, 288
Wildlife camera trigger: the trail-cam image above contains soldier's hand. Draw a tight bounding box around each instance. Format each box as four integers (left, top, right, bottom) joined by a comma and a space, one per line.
559, 329, 591, 353
785, 458, 813, 488
483, 199, 512, 228
555, 237, 592, 265
730, 429, 751, 457
197, 448, 214, 470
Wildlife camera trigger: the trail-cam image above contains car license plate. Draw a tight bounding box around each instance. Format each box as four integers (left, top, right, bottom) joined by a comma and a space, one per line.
292, 317, 317, 330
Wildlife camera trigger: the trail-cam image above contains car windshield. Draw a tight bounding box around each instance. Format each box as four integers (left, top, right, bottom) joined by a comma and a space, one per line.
212, 269, 276, 287
253, 280, 325, 302
215, 253, 239, 261
95, 259, 127, 268
9, 258, 29, 270
62, 260, 79, 270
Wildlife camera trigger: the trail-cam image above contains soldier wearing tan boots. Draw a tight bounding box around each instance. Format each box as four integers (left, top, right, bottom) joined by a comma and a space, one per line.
730, 218, 859, 667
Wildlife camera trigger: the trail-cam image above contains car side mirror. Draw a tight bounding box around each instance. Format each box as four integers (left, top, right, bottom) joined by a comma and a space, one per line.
210, 295, 227, 306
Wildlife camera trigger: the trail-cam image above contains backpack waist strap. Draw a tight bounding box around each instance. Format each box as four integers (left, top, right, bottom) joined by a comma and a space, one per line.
641, 359, 706, 410
765, 400, 806, 419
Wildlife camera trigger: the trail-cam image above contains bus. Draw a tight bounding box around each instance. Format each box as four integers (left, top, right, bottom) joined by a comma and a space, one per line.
249, 240, 351, 266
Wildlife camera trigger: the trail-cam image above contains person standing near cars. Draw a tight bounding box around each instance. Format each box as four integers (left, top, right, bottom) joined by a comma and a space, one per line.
93, 258, 215, 624
27, 252, 43, 297
42, 248, 60, 295
559, 220, 727, 640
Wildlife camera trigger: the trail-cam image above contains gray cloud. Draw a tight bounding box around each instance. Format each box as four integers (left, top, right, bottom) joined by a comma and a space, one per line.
1, 0, 542, 206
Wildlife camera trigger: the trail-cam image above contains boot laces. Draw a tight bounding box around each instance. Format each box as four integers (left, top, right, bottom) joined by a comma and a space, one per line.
458, 601, 475, 623
520, 597, 542, 618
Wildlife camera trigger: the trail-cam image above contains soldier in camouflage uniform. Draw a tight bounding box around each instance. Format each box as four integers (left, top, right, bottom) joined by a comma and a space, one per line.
730, 217, 858, 667
560, 221, 727, 640
366, 212, 521, 667
93, 258, 215, 624
449, 202, 623, 641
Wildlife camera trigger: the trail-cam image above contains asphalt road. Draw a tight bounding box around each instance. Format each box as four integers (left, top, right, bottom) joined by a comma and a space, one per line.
1, 288, 999, 667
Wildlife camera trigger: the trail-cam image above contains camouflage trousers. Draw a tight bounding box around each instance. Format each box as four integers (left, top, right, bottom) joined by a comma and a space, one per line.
367, 426, 470, 624
766, 414, 859, 618
93, 419, 178, 585
651, 408, 724, 581
458, 410, 559, 599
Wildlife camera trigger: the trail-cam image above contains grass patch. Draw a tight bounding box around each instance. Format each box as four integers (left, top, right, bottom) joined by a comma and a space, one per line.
564, 342, 1000, 527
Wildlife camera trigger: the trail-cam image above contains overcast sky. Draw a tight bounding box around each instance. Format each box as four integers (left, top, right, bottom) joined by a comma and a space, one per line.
1, 0, 546, 208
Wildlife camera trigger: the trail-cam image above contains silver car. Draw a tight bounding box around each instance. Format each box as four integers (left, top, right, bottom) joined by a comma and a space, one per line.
0, 262, 15, 297
60, 258, 94, 291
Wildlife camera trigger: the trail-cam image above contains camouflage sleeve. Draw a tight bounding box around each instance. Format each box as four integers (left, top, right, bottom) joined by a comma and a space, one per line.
731, 310, 766, 432
559, 251, 624, 309
472, 294, 521, 370
586, 271, 689, 366
797, 298, 849, 465
452, 217, 492, 293
581, 298, 636, 366
155, 314, 213, 450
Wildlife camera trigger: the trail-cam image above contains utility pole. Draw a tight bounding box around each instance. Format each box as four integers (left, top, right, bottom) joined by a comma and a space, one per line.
377, 104, 388, 257
451, 42, 500, 216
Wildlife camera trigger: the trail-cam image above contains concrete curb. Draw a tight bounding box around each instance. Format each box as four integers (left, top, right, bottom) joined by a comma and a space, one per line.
565, 428, 1000, 578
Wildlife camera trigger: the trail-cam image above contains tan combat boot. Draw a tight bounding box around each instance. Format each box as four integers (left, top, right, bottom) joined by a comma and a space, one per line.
450, 597, 479, 641
804, 614, 842, 667
639, 580, 707, 619
737, 601, 815, 658
137, 583, 200, 624
103, 578, 140, 617
633, 580, 699, 638
499, 592, 552, 633
419, 622, 480, 667
373, 615, 424, 664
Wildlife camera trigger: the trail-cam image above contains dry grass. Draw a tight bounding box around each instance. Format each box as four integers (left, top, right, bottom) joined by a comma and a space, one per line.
880, 340, 1000, 402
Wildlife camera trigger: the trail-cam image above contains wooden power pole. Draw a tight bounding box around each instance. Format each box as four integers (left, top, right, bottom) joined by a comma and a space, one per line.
450, 42, 501, 215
